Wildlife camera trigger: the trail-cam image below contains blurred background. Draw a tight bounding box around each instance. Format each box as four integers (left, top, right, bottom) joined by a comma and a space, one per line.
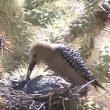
0, 0, 110, 109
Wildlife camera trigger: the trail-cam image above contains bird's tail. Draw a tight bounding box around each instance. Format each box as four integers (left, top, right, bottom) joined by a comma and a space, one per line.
92, 80, 106, 92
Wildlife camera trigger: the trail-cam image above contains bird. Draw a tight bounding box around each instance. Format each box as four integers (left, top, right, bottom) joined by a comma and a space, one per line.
26, 41, 105, 92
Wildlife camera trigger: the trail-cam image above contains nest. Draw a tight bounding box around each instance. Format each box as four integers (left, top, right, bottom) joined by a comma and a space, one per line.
0, 75, 88, 110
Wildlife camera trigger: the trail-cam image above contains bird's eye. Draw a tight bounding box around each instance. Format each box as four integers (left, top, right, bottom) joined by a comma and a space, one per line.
33, 54, 37, 58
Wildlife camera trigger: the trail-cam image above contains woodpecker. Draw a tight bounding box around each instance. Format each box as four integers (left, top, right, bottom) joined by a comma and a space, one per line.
26, 42, 105, 91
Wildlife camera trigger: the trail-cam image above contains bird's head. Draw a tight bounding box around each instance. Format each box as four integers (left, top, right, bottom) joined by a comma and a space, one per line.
26, 42, 52, 80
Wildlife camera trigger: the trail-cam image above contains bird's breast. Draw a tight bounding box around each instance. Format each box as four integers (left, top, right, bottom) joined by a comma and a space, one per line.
45, 53, 85, 86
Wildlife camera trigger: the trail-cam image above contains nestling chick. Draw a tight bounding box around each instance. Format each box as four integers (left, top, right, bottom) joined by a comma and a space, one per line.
27, 42, 105, 91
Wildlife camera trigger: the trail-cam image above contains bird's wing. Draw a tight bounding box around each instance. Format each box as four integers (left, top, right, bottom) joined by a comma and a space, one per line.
55, 45, 96, 82
55, 45, 106, 91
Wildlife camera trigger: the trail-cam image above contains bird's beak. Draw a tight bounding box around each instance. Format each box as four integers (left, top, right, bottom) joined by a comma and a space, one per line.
26, 61, 36, 81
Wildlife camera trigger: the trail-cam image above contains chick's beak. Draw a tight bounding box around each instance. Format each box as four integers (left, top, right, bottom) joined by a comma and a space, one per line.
26, 61, 36, 81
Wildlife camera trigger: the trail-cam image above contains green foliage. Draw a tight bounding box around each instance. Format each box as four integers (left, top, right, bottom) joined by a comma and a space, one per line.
25, 7, 59, 26
24, 0, 61, 27
24, 0, 56, 10
76, 36, 94, 60
70, 16, 96, 37
69, 0, 109, 38
93, 46, 110, 81
0, 0, 31, 71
